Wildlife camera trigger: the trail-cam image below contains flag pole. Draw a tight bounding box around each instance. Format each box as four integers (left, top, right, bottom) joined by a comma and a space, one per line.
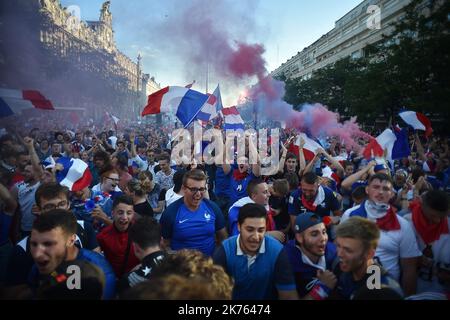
206, 61, 209, 94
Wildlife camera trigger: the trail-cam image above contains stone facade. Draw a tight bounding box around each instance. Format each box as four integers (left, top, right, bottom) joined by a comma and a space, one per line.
0, 0, 160, 119
271, 0, 412, 80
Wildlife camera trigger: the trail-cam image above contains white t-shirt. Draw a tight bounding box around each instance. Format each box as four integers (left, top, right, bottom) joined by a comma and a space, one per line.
92, 183, 122, 193
165, 187, 183, 207
341, 206, 422, 281
108, 136, 118, 150
16, 181, 41, 231
404, 213, 450, 293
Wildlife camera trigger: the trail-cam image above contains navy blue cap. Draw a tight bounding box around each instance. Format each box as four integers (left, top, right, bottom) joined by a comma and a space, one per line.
374, 164, 388, 172
294, 212, 323, 234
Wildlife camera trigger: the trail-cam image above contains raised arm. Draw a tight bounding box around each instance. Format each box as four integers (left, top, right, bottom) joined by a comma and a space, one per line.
304, 151, 321, 174
0, 182, 17, 214
247, 133, 261, 177
129, 132, 137, 158
23, 137, 43, 178
278, 136, 295, 173
414, 133, 426, 161
341, 160, 376, 191
321, 149, 344, 175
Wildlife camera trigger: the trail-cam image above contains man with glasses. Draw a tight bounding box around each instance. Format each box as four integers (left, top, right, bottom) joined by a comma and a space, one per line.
4, 182, 99, 296
160, 169, 227, 256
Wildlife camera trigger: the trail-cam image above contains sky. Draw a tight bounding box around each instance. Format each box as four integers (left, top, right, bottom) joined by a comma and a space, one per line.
60, 0, 362, 105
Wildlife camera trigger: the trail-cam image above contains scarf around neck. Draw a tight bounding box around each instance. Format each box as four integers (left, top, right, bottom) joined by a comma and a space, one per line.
410, 200, 449, 244
364, 200, 400, 231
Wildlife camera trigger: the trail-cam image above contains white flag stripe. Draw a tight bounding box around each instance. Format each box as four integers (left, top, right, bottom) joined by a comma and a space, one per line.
60, 159, 88, 190
399, 111, 426, 130
160, 87, 189, 113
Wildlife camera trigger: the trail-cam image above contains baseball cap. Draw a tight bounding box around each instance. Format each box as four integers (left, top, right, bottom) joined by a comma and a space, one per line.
374, 164, 388, 172
294, 212, 323, 234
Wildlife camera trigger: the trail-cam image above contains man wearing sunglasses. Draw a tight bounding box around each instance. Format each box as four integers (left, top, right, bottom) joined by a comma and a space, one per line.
160, 169, 228, 256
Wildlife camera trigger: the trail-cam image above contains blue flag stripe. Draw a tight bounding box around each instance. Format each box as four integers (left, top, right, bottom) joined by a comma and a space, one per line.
176, 89, 209, 127
0, 97, 15, 118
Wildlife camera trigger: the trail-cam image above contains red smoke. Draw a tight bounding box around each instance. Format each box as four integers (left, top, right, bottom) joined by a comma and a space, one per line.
153, 0, 371, 151
247, 78, 371, 152
228, 43, 266, 79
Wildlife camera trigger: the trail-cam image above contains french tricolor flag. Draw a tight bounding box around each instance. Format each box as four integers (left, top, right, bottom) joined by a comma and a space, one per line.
362, 128, 410, 160
196, 84, 223, 123
288, 133, 323, 161
399, 110, 433, 137
141, 86, 209, 128
0, 88, 54, 118
56, 157, 92, 192
222, 106, 245, 130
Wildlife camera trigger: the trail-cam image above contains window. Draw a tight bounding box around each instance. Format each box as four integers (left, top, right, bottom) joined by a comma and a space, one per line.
351, 50, 361, 59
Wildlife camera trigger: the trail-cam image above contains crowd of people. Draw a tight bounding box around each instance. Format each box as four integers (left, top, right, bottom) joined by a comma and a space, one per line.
0, 118, 449, 300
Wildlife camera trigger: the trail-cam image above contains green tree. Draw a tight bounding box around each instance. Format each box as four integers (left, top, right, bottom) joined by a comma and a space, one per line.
277, 0, 449, 129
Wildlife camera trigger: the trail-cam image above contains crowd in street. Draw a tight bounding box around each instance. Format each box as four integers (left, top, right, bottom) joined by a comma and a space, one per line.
0, 116, 449, 300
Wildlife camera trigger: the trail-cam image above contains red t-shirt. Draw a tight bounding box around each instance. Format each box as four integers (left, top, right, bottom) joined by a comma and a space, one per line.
96, 224, 140, 278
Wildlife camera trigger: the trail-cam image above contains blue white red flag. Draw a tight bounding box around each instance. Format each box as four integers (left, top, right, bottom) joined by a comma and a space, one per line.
56, 157, 92, 191
142, 86, 208, 128
0, 88, 54, 118
222, 106, 245, 130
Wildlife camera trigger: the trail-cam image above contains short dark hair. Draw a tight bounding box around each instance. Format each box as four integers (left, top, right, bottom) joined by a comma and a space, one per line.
129, 216, 161, 249
17, 150, 29, 158
112, 194, 134, 209
368, 173, 393, 186
246, 178, 265, 197
182, 169, 207, 185
301, 171, 318, 184
93, 150, 110, 162
158, 154, 170, 163
411, 167, 425, 184
35, 183, 70, 208
116, 155, 128, 170
137, 144, 147, 150
32, 209, 77, 236
285, 152, 298, 161
422, 190, 449, 215
343, 160, 353, 168
237, 203, 267, 225
173, 169, 187, 193
351, 186, 367, 202
1, 146, 17, 160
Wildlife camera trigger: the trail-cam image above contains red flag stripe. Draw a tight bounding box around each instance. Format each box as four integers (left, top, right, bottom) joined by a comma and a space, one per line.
206, 93, 217, 105
22, 90, 54, 110
221, 106, 240, 116
288, 144, 316, 161
72, 167, 92, 192
416, 112, 433, 137
141, 86, 170, 116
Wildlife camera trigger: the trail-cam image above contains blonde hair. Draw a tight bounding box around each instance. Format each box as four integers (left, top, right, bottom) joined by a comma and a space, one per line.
128, 178, 149, 197
336, 216, 380, 251
151, 249, 233, 299
122, 274, 224, 300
